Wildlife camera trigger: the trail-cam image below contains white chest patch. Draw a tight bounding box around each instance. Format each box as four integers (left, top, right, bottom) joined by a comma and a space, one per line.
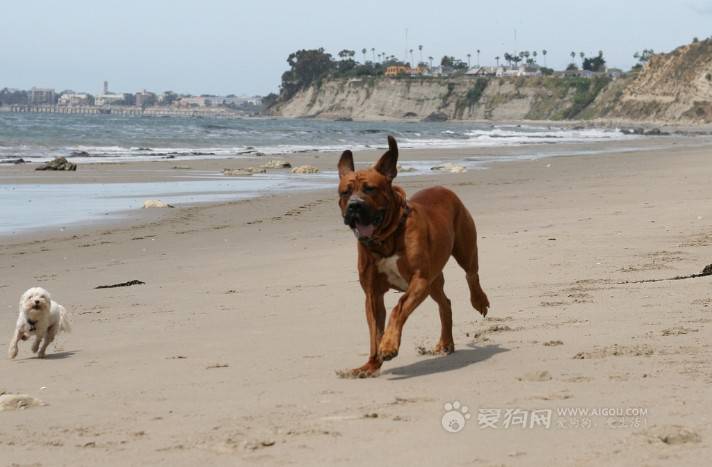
377, 255, 409, 291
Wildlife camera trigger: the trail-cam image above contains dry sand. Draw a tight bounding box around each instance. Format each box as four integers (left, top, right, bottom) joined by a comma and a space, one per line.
1, 140, 711, 466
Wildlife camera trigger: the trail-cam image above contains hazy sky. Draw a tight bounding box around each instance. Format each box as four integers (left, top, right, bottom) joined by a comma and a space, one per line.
2, 0, 711, 96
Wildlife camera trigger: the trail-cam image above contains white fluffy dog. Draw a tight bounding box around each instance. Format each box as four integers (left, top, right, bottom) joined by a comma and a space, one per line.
8, 287, 71, 359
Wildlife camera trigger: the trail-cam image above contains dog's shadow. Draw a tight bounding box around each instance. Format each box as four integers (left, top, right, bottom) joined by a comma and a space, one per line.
383, 344, 508, 380
40, 350, 78, 360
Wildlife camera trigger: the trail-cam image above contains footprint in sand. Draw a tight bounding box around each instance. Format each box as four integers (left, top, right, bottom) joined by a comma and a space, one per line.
640, 425, 702, 445
0, 394, 45, 411
573, 344, 654, 359
530, 391, 572, 401
564, 375, 593, 383
661, 327, 698, 336
517, 370, 552, 382
471, 324, 518, 341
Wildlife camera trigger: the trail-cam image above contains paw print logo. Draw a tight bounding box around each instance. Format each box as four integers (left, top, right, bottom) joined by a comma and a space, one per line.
441, 400, 471, 433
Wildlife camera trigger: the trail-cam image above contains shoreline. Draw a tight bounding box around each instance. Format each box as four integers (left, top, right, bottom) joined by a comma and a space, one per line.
4, 133, 711, 177
3, 137, 712, 237
277, 114, 712, 132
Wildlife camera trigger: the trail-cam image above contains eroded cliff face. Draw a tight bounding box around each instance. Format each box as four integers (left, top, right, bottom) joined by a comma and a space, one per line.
591, 39, 712, 123
271, 76, 608, 122
271, 39, 712, 124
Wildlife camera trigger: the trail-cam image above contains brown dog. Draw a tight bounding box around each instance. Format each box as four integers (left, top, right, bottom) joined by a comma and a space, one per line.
338, 136, 490, 377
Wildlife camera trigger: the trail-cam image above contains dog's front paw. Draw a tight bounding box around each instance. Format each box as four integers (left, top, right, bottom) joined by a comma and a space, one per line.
8, 346, 18, 359
378, 338, 400, 361
31, 341, 40, 353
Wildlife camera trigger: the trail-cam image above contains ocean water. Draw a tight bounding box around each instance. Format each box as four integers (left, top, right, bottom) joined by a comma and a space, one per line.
0, 173, 333, 236
0, 112, 636, 163
0, 113, 645, 235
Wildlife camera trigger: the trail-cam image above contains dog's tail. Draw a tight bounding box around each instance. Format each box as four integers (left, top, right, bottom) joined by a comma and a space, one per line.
58, 305, 71, 333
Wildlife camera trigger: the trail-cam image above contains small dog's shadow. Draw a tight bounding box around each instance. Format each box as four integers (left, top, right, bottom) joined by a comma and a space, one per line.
40, 350, 78, 360
383, 344, 508, 380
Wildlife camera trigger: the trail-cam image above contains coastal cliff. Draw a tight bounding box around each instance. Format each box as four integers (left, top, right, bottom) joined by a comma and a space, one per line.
271, 75, 610, 121
589, 39, 712, 123
271, 39, 712, 124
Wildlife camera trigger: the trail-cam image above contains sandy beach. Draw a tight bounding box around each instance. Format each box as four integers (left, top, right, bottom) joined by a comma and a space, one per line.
1, 140, 711, 466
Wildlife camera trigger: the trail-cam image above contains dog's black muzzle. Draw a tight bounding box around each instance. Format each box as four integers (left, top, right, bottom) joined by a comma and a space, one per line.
343, 199, 384, 228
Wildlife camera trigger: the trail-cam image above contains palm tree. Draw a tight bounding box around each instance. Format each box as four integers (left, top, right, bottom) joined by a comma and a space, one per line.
418, 44, 423, 64
467, 53, 472, 67
495, 56, 500, 67
428, 56, 434, 69
532, 50, 538, 63
579, 51, 585, 66
570, 51, 576, 65
409, 48, 414, 67
362, 48, 367, 63
476, 49, 481, 66
371, 48, 376, 62
542, 49, 547, 67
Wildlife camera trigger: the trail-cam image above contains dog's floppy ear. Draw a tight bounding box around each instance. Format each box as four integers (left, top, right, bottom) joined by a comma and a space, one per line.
338, 150, 354, 178
374, 135, 398, 181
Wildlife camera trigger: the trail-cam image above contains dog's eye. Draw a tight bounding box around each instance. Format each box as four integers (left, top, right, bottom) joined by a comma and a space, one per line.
362, 185, 375, 193
339, 188, 351, 197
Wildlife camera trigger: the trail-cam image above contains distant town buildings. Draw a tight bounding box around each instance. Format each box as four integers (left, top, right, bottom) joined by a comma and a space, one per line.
135, 89, 156, 108
383, 63, 547, 79
451, 64, 544, 78
175, 96, 212, 107
175, 95, 261, 108
465, 66, 499, 77
384, 65, 428, 77
94, 81, 125, 106
95, 93, 125, 106
1, 79, 267, 117
380, 59, 623, 81
29, 87, 56, 105
58, 93, 91, 106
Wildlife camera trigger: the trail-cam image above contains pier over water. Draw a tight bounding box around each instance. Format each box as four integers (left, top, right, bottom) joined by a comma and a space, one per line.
3, 105, 249, 119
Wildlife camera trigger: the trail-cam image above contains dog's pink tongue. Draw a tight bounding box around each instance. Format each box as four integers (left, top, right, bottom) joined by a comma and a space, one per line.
355, 223, 375, 238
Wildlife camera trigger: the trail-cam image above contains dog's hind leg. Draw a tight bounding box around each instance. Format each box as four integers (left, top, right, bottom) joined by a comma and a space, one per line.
429, 273, 455, 355
452, 210, 490, 317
